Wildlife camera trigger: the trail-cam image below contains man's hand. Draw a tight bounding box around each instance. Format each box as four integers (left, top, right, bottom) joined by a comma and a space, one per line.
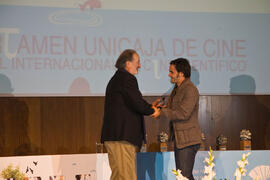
152, 98, 167, 109
151, 106, 160, 118
152, 98, 161, 107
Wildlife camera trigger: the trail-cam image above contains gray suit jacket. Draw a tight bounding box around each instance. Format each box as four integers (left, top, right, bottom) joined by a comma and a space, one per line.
160, 78, 201, 149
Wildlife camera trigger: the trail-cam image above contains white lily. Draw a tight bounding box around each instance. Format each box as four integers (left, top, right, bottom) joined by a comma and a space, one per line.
234, 152, 251, 180
202, 147, 216, 180
234, 168, 242, 180
243, 159, 249, 165
237, 160, 245, 168
204, 163, 215, 174
204, 157, 211, 164
242, 152, 251, 159
172, 169, 188, 180
241, 168, 247, 176
208, 171, 216, 179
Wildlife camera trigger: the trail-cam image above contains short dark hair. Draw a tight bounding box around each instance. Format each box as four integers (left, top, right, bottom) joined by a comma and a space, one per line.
115, 49, 137, 69
170, 58, 191, 78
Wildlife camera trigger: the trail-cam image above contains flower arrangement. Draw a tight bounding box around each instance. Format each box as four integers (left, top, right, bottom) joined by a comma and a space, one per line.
234, 152, 251, 180
172, 169, 188, 180
172, 147, 253, 180
202, 147, 216, 180
0, 164, 26, 180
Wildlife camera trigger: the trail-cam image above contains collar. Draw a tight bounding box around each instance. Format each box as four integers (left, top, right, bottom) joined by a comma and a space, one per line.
175, 78, 190, 89
117, 68, 134, 77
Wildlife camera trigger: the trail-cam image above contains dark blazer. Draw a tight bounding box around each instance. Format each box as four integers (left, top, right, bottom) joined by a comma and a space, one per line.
101, 68, 154, 148
160, 78, 201, 149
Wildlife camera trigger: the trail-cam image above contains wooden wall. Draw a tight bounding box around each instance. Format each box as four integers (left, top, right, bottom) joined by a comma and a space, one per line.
0, 95, 270, 156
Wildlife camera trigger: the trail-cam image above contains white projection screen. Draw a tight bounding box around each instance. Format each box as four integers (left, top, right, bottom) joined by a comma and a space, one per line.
0, 0, 270, 96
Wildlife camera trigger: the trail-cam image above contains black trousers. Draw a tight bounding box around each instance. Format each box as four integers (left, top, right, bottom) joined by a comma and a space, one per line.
174, 143, 200, 180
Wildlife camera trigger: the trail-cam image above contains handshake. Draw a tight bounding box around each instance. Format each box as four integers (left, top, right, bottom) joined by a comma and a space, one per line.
151, 98, 166, 118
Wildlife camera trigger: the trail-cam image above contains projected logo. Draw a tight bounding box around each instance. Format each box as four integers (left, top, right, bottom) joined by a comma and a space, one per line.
48, 0, 103, 27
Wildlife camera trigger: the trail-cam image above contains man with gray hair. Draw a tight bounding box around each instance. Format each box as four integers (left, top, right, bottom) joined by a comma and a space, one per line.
101, 49, 159, 180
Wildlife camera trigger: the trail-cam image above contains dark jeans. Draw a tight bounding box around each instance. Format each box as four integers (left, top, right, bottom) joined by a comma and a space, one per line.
174, 144, 200, 180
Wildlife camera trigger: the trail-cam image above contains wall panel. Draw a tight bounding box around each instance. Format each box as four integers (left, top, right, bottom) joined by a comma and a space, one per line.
0, 96, 269, 156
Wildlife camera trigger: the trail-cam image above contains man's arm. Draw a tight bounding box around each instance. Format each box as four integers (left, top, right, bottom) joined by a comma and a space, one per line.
160, 87, 199, 121
122, 75, 154, 115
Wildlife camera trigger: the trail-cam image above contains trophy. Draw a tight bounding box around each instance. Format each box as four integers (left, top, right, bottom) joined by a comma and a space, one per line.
216, 134, 228, 151
199, 132, 206, 151
240, 129, 251, 150
158, 131, 169, 152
